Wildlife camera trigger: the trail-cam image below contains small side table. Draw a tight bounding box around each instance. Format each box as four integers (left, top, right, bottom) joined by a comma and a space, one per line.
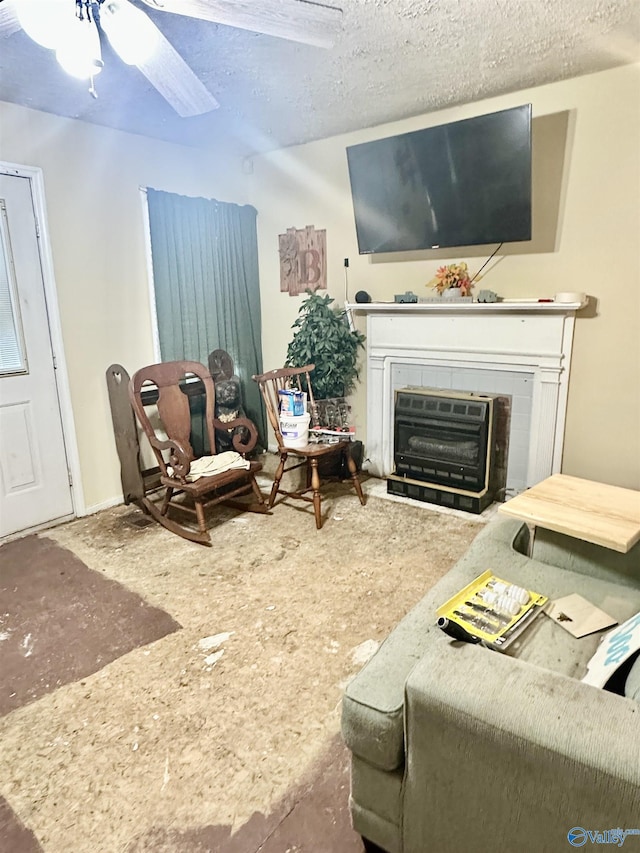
499, 473, 640, 555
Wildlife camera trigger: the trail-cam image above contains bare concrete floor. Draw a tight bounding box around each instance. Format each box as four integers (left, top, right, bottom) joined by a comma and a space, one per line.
0, 462, 482, 852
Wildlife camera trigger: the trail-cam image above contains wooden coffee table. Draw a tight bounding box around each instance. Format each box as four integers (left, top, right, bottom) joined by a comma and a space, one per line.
499, 473, 640, 554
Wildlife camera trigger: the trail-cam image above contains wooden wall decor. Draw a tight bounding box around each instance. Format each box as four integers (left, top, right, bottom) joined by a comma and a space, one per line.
279, 225, 327, 296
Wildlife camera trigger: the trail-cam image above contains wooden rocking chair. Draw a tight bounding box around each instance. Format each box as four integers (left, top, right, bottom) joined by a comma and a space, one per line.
128, 360, 268, 545
252, 364, 366, 529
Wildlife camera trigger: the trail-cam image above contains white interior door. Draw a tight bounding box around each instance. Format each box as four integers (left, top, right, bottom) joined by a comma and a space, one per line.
0, 173, 74, 537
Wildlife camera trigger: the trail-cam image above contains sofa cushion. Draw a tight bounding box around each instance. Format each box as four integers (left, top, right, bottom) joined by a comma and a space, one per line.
499, 568, 640, 680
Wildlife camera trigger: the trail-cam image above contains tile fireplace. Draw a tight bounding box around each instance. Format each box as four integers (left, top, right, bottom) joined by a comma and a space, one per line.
347, 299, 586, 500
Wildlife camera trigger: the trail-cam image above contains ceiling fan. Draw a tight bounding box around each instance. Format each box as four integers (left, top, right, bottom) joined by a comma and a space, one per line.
0, 0, 343, 117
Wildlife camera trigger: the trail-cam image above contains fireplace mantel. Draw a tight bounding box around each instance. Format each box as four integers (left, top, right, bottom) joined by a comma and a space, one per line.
348, 299, 586, 493
345, 300, 586, 315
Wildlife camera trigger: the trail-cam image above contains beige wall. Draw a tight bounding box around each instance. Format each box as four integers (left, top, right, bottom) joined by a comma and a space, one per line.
0, 102, 250, 510
250, 63, 640, 490
1, 62, 638, 516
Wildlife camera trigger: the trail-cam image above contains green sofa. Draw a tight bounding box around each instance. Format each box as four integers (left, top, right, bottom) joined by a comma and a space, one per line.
341, 516, 640, 853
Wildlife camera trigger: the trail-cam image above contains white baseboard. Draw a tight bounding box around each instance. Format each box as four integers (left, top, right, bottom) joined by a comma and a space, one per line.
80, 495, 124, 516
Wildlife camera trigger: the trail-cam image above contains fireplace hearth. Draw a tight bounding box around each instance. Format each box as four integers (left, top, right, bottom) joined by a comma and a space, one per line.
387, 387, 509, 513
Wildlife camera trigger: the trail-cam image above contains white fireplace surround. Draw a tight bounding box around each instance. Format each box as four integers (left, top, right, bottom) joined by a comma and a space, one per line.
347, 300, 585, 495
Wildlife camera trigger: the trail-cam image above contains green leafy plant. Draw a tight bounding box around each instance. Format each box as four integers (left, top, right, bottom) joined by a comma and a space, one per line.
285, 291, 366, 399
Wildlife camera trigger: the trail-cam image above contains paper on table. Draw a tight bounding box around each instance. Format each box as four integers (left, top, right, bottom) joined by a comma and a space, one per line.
545, 594, 617, 638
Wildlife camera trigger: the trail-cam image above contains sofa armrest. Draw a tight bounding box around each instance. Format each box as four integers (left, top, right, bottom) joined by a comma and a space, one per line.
401, 634, 640, 853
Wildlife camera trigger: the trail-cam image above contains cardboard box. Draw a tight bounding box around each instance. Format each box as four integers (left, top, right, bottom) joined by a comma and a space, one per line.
278, 389, 306, 416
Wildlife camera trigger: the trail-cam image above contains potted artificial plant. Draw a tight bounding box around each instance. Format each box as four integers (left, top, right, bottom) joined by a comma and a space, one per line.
427, 262, 477, 298
285, 290, 366, 473
285, 291, 365, 402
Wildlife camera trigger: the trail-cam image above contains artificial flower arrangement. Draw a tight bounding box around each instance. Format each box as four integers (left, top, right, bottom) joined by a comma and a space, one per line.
427, 262, 478, 297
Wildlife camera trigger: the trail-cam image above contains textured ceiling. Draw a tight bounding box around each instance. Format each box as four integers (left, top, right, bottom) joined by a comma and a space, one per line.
0, 0, 638, 158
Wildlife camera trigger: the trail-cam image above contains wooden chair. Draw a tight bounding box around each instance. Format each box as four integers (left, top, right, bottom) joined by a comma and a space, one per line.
252, 364, 365, 529
128, 360, 268, 545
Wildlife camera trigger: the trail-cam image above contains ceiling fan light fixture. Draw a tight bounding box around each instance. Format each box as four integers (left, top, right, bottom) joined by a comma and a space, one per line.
101, 0, 160, 66
14, 0, 74, 50
55, 15, 103, 80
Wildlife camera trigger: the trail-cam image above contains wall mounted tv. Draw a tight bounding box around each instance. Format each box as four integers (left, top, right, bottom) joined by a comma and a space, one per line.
346, 104, 532, 254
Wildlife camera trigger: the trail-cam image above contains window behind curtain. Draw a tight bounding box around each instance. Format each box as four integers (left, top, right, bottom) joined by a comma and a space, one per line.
145, 188, 266, 452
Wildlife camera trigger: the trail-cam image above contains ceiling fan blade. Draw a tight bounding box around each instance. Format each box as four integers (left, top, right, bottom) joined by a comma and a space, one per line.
136, 33, 220, 116
101, 1, 219, 116
0, 0, 22, 38
137, 0, 342, 49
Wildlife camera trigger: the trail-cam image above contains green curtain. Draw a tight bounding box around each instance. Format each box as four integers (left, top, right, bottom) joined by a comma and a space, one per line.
146, 188, 266, 452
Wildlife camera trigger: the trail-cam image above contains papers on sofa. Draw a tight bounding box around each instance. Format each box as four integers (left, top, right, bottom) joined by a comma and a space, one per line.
582, 611, 640, 688
545, 594, 617, 638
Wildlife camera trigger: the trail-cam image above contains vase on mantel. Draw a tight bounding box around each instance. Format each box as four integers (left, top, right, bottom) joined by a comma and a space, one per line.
442, 288, 473, 302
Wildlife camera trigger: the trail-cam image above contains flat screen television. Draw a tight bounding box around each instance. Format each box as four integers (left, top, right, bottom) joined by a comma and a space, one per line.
346, 104, 532, 254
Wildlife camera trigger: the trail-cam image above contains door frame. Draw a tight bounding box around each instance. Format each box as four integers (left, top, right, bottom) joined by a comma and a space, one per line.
0, 160, 84, 520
